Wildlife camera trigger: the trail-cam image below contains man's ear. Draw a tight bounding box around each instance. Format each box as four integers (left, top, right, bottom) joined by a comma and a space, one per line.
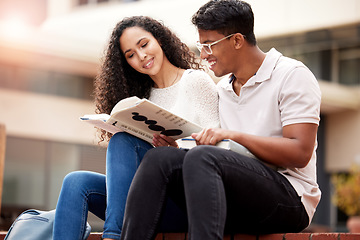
233, 33, 245, 49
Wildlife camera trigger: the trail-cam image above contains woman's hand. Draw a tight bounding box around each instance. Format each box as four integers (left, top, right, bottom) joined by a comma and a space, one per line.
152, 134, 179, 148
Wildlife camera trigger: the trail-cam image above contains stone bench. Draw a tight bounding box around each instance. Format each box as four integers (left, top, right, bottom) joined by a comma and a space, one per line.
73, 232, 360, 240
90, 232, 360, 240
0, 231, 358, 239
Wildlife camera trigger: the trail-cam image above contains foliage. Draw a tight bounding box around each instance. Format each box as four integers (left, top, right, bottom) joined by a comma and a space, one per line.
332, 165, 360, 216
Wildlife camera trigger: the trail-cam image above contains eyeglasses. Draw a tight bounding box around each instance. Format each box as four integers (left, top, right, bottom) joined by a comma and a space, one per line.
196, 33, 236, 55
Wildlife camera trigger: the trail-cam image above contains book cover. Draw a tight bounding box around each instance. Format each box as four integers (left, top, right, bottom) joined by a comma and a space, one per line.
80, 96, 203, 144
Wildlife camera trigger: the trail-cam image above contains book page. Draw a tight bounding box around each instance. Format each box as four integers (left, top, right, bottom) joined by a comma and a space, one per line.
110, 96, 143, 115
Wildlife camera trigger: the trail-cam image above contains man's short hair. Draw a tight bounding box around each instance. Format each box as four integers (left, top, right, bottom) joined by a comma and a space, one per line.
192, 0, 257, 46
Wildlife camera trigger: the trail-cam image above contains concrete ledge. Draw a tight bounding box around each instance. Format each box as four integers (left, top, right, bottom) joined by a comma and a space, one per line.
90, 232, 360, 240
0, 232, 359, 239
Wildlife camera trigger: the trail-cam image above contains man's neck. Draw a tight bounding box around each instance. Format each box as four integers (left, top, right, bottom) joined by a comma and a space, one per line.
231, 45, 266, 95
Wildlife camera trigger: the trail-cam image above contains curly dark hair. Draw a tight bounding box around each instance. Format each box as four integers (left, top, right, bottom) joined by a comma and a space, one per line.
94, 16, 202, 142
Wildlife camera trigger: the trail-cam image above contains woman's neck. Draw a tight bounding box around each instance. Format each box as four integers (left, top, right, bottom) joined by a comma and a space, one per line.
151, 59, 182, 88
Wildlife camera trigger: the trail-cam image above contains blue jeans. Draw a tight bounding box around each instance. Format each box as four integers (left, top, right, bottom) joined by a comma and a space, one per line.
53, 132, 153, 240
121, 145, 309, 240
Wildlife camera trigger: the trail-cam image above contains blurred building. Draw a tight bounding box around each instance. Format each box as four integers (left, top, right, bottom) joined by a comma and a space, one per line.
0, 0, 359, 232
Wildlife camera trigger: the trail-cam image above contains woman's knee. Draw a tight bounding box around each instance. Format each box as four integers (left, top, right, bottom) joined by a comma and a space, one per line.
62, 171, 84, 187
62, 171, 105, 193
108, 132, 133, 148
107, 133, 138, 165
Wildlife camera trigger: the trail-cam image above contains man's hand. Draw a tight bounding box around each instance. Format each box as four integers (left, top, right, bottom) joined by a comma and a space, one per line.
191, 128, 230, 145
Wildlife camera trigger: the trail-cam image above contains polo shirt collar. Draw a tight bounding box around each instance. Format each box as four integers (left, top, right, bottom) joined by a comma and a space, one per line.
250, 48, 282, 85
224, 48, 282, 89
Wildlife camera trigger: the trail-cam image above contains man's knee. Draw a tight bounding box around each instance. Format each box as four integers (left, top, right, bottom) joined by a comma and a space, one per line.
183, 145, 220, 173
143, 146, 171, 164
140, 147, 185, 174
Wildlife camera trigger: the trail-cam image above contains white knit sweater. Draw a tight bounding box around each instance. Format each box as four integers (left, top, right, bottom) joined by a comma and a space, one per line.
149, 69, 219, 129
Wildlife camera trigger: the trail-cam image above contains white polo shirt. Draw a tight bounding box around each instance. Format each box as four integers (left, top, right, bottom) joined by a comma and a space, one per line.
217, 48, 321, 223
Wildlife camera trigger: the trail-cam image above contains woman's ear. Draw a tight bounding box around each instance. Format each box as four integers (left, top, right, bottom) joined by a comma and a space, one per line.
233, 33, 245, 49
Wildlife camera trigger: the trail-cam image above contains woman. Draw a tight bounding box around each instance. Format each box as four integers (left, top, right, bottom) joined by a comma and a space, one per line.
53, 16, 219, 240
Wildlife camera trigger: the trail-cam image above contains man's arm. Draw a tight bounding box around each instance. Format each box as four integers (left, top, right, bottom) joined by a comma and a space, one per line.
192, 122, 318, 169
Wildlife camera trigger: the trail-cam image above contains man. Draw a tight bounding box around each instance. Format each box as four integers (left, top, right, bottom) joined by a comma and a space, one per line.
120, 1, 321, 239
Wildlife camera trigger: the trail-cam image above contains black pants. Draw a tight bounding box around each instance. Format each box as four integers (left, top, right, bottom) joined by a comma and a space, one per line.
121, 145, 309, 240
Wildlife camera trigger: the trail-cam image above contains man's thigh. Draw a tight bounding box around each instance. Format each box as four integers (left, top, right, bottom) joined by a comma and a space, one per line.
187, 146, 307, 234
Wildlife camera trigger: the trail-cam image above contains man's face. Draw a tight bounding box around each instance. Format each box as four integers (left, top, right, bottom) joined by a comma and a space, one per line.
198, 29, 234, 77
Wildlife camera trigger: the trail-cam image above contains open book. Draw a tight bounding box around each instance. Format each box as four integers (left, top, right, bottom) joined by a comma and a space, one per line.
80, 96, 203, 144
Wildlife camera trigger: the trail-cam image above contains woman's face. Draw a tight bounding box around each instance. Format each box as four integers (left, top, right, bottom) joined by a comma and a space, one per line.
120, 26, 164, 77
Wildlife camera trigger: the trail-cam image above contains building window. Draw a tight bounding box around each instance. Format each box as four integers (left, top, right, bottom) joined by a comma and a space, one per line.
78, 0, 89, 5
339, 47, 360, 85
290, 50, 332, 82
0, 136, 106, 230
77, 0, 138, 6
258, 23, 360, 85
78, 0, 109, 6
0, 64, 94, 100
